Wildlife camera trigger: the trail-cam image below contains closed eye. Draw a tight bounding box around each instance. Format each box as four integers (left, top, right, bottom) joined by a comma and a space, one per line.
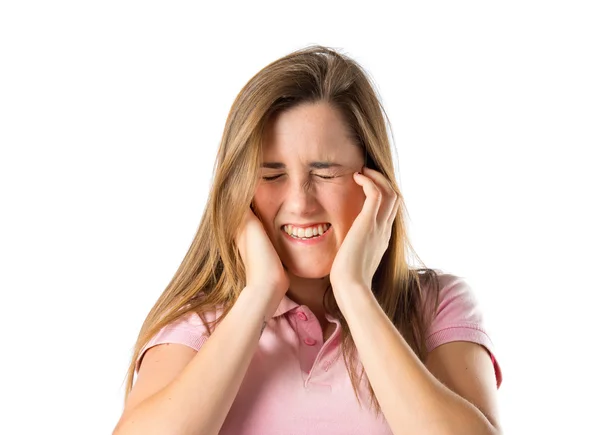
262, 175, 283, 181
261, 174, 336, 181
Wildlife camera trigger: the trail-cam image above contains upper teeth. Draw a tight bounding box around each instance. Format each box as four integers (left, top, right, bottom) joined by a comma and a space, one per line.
283, 223, 331, 238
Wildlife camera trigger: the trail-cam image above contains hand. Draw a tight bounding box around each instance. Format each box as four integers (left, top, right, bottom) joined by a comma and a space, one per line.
329, 167, 400, 296
234, 206, 290, 299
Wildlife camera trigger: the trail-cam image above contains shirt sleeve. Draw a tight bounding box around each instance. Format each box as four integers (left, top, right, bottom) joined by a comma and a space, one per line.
134, 309, 214, 375
424, 271, 503, 388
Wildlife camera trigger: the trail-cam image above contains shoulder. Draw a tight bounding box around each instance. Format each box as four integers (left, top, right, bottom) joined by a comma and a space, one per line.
419, 269, 485, 329
420, 269, 502, 388
135, 303, 225, 374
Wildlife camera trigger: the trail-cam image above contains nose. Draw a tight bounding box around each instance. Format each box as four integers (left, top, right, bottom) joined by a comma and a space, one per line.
285, 175, 319, 216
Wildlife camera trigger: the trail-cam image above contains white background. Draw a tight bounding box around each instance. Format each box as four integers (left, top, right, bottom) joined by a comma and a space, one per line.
1, 1, 598, 434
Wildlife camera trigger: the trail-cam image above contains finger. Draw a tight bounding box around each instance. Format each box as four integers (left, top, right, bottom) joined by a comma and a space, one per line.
353, 171, 382, 225
361, 167, 397, 225
387, 193, 401, 227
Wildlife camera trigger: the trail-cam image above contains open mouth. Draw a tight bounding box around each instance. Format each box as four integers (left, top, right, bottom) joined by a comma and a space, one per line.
281, 223, 332, 241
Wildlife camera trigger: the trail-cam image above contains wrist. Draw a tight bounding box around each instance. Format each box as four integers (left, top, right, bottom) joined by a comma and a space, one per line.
241, 284, 286, 318
332, 282, 374, 312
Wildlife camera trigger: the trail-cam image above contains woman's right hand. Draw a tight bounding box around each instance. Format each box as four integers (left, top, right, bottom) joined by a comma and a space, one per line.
234, 206, 290, 299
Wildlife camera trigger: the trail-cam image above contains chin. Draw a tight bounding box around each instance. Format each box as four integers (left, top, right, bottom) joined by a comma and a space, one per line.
285, 260, 331, 280
290, 270, 330, 279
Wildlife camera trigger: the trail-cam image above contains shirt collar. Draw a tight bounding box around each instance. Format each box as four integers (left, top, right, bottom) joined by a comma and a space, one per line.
271, 293, 301, 318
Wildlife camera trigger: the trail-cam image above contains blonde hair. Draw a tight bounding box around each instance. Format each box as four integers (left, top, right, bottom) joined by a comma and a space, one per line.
122, 44, 440, 416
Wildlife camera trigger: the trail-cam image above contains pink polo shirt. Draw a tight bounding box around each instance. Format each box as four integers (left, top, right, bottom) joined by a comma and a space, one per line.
135, 271, 502, 434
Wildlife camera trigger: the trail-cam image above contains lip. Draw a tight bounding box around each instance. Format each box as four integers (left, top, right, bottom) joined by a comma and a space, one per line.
281, 224, 331, 245
280, 222, 330, 229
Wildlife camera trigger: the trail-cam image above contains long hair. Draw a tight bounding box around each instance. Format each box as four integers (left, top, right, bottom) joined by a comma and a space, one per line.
122, 44, 440, 417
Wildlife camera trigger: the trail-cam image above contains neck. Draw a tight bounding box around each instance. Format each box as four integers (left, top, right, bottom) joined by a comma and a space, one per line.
286, 273, 331, 322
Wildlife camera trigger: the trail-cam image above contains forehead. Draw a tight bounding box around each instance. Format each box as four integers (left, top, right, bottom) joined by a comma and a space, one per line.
261, 102, 361, 161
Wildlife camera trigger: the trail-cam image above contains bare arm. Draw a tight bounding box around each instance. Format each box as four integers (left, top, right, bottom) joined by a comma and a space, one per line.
337, 286, 500, 435
113, 286, 280, 435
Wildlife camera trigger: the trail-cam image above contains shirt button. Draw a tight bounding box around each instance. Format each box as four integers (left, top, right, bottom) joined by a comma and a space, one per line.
324, 361, 331, 371
303, 337, 317, 346
297, 312, 308, 321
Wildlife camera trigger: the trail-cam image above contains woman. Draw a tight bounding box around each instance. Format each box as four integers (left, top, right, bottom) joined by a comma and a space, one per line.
113, 45, 503, 435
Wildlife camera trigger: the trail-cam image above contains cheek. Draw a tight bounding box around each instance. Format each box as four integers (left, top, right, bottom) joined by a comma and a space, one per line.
252, 187, 279, 225
347, 182, 366, 210
252, 186, 270, 207
324, 184, 365, 227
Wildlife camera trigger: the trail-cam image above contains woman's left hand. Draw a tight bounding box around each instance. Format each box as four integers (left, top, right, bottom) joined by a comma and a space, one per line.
329, 166, 400, 300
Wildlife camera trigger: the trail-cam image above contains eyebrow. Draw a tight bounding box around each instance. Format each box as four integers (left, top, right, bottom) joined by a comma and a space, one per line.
260, 162, 343, 170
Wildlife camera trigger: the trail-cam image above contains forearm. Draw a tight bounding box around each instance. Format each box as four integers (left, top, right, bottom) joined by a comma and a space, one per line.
337, 286, 498, 435
114, 286, 277, 435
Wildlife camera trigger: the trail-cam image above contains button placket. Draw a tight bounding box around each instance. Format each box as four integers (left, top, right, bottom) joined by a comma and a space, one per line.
296, 309, 319, 346
295, 307, 324, 382
303, 337, 317, 346
313, 323, 342, 376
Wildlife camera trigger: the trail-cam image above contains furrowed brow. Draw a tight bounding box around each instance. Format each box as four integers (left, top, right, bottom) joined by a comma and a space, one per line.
309, 162, 343, 169
260, 161, 343, 169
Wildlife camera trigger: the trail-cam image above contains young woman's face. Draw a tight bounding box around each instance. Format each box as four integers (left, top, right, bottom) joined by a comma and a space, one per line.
253, 101, 365, 279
